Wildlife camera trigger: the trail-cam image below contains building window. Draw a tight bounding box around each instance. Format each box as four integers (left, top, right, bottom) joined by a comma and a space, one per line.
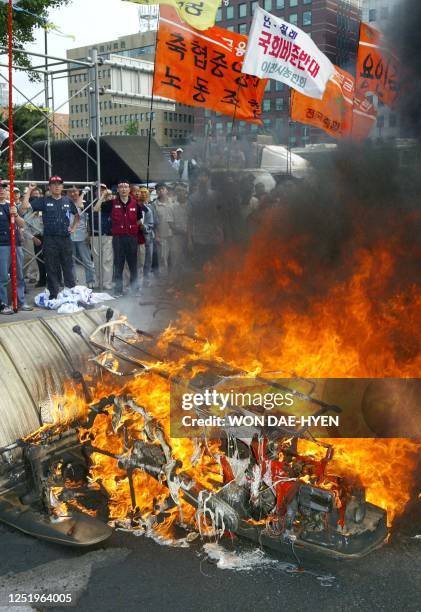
289, 0, 298, 6
263, 99, 271, 112
276, 0, 284, 8
276, 97, 284, 111
263, 0, 272, 10
216, 7, 222, 21
289, 13, 298, 25
251, 0, 258, 13
369, 9, 376, 22
239, 3, 247, 17
303, 0, 311, 4
226, 5, 234, 18
239, 23, 248, 34
226, 25, 235, 31
276, 81, 284, 91
303, 10, 311, 26
265, 81, 271, 92
263, 118, 271, 129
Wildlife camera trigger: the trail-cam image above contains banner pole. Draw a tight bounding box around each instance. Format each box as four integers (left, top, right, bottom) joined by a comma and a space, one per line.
227, 82, 241, 170
146, 11, 160, 187
7, 0, 18, 312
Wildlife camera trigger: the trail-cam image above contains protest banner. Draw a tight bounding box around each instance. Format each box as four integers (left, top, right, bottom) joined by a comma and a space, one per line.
153, 7, 267, 124
291, 66, 377, 141
356, 22, 399, 108
242, 6, 334, 99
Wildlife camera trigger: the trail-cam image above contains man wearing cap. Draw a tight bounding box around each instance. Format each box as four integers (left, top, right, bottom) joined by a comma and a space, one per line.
174, 148, 199, 183
95, 179, 142, 297
21, 177, 80, 300
0, 180, 33, 313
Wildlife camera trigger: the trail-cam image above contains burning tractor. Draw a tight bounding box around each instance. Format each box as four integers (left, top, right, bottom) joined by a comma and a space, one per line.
0, 310, 388, 557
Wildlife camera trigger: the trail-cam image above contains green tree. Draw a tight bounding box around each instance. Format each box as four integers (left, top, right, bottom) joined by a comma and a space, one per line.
125, 120, 139, 136
0, 104, 47, 177
0, 0, 70, 74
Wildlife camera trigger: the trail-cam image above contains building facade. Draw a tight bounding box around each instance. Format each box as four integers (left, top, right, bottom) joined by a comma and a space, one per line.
66, 31, 194, 147
361, 0, 401, 140
196, 0, 362, 146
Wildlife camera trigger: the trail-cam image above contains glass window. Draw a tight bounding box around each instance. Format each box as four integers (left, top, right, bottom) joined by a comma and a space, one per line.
226, 25, 235, 31
276, 97, 284, 111
239, 3, 247, 17
369, 9, 376, 22
263, 118, 271, 128
216, 7, 222, 21
276, 81, 284, 91
264, 0, 272, 10
303, 0, 311, 4
276, 0, 284, 8
265, 81, 271, 92
239, 23, 248, 34
263, 99, 271, 111
226, 5, 234, 18
303, 10, 311, 26
251, 1, 258, 13
289, 13, 298, 25
289, 0, 298, 6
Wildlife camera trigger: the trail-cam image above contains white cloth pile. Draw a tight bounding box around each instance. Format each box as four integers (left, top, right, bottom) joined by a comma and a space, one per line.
35, 286, 114, 314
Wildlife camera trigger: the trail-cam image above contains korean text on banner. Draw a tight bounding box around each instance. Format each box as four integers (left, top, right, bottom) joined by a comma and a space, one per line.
291, 66, 377, 141
242, 6, 334, 99
153, 8, 267, 124
356, 22, 399, 108
123, 0, 221, 31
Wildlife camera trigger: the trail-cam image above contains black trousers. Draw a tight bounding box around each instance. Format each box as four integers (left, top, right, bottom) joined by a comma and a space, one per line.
112, 235, 138, 292
43, 234, 75, 299
33, 234, 46, 285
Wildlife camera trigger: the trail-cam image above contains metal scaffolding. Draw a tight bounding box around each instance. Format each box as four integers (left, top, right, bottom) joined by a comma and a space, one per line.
0, 39, 106, 288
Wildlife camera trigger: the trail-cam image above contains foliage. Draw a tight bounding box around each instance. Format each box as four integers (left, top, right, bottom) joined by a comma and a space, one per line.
125, 119, 139, 136
0, 0, 70, 77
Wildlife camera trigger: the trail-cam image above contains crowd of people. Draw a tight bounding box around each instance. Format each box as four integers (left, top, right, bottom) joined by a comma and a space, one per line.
0, 165, 276, 315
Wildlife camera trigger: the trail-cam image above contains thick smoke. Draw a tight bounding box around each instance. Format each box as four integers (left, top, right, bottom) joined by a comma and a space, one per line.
388, 0, 421, 138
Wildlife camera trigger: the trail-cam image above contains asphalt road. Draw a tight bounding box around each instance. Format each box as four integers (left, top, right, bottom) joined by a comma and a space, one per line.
0, 514, 420, 612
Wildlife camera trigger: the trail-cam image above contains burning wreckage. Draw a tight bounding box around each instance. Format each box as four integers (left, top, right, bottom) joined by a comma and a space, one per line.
0, 309, 388, 558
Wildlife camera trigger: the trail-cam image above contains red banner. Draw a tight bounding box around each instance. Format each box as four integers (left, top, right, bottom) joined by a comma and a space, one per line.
291, 66, 377, 141
356, 22, 399, 108
153, 7, 267, 124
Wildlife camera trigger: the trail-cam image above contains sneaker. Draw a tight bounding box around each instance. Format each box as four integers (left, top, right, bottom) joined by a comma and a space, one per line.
18, 303, 33, 312
0, 304, 13, 315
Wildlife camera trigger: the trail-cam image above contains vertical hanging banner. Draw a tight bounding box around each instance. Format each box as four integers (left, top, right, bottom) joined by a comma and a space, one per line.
153, 7, 267, 124
290, 66, 377, 141
241, 6, 334, 99
356, 22, 399, 108
122, 0, 222, 31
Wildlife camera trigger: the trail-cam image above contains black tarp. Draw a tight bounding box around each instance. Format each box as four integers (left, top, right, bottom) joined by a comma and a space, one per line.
32, 136, 177, 186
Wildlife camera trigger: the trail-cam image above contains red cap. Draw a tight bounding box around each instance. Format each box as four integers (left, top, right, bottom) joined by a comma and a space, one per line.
49, 176, 63, 184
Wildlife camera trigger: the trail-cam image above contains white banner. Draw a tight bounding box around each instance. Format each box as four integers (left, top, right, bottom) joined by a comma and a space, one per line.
242, 6, 334, 99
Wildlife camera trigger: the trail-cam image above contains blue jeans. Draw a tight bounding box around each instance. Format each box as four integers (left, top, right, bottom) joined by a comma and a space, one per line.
0, 245, 25, 305
72, 240, 96, 285
143, 235, 154, 278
